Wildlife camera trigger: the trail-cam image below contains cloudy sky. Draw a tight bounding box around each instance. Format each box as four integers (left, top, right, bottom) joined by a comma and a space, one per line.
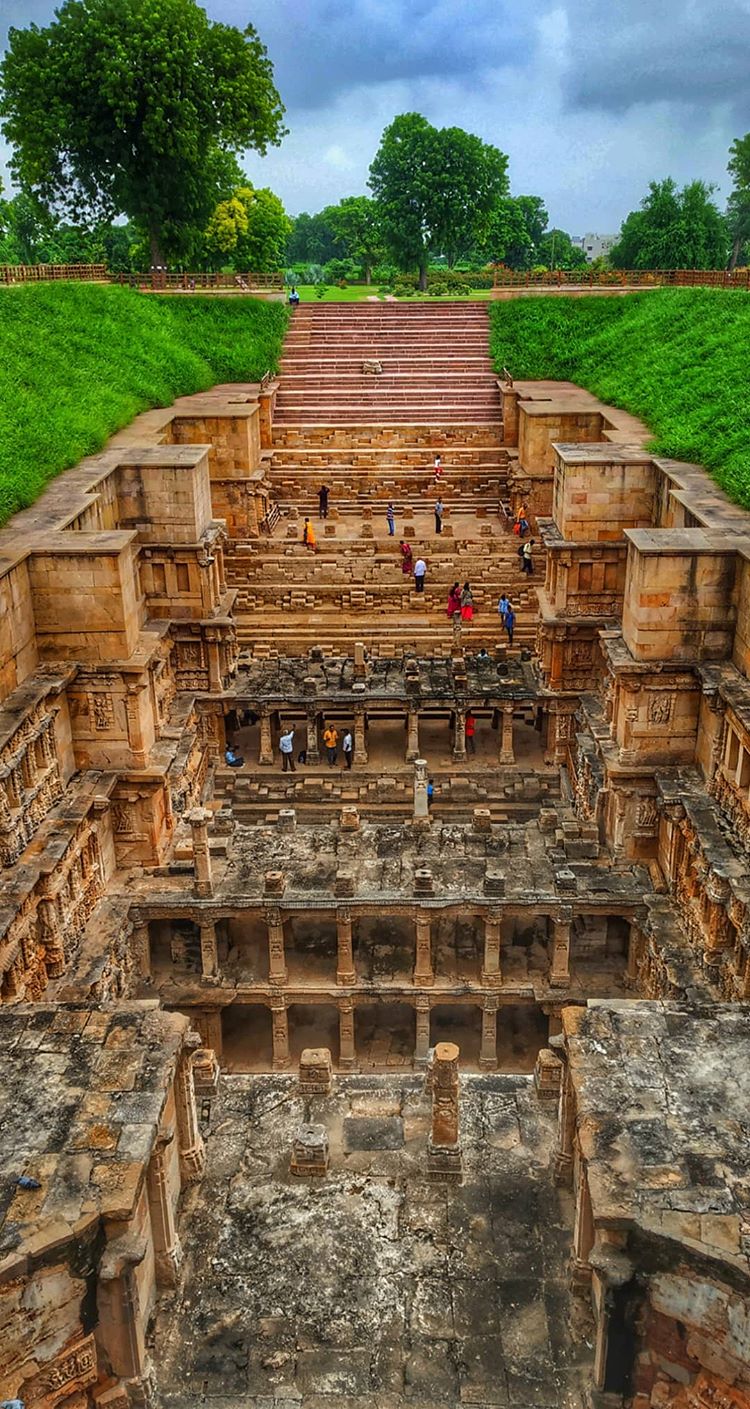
1, 0, 748, 233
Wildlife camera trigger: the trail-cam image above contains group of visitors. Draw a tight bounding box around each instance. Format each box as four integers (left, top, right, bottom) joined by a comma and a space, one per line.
279, 723, 354, 771
497, 593, 516, 645
445, 582, 475, 621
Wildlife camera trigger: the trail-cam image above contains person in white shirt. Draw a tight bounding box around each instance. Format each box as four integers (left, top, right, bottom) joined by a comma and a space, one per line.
279, 726, 296, 772
342, 730, 353, 769
413, 557, 427, 593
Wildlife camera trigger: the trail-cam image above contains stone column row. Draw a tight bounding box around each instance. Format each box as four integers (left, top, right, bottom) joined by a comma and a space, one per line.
255, 706, 514, 766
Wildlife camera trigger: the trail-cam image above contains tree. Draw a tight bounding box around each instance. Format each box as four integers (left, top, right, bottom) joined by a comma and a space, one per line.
206, 185, 291, 272
536, 228, 587, 270
727, 134, 750, 270
368, 113, 509, 288
323, 197, 383, 283
610, 179, 729, 270
481, 194, 549, 268
0, 0, 286, 267
286, 211, 342, 265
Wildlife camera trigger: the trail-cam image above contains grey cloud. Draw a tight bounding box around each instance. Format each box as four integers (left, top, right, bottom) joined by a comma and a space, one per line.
563, 0, 750, 112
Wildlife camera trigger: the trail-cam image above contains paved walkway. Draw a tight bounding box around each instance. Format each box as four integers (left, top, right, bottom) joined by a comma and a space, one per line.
154, 1073, 593, 1407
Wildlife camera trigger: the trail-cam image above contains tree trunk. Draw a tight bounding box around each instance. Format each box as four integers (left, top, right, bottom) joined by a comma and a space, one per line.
729, 234, 742, 272
418, 262, 427, 292
364, 264, 372, 285
149, 225, 165, 270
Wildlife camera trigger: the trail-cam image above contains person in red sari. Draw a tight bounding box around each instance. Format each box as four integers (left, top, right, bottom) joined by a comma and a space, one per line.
399, 540, 413, 576
446, 581, 461, 618
460, 582, 475, 622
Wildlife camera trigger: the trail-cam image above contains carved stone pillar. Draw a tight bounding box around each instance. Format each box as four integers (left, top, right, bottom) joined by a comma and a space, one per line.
131, 921, 151, 981
554, 1061, 575, 1185
415, 995, 431, 1065
306, 710, 320, 765
626, 924, 643, 985
258, 707, 274, 766
481, 911, 502, 986
336, 907, 356, 985
124, 682, 148, 768
427, 1041, 462, 1182
452, 708, 466, 761
480, 998, 498, 1070
37, 896, 65, 979
175, 1035, 205, 1182
97, 1235, 149, 1379
265, 905, 287, 984
414, 910, 434, 986
186, 806, 213, 899
200, 920, 220, 982
354, 709, 368, 764
406, 709, 419, 762
205, 632, 222, 693
550, 908, 572, 986
147, 1132, 182, 1287
339, 997, 355, 1070
498, 704, 515, 765
413, 757, 429, 821
271, 997, 290, 1069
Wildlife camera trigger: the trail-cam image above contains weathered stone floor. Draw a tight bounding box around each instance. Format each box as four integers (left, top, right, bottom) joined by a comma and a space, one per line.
154, 1073, 593, 1408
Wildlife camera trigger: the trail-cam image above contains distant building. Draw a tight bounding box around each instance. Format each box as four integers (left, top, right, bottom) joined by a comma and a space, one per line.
571, 233, 618, 262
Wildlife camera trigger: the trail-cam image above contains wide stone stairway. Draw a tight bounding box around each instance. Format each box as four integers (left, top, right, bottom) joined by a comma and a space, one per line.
230, 301, 538, 657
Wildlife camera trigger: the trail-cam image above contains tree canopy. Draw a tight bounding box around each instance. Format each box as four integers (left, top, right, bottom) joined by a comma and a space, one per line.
610, 179, 728, 270
0, 0, 286, 266
205, 185, 291, 272
368, 113, 509, 287
323, 197, 384, 283
727, 134, 750, 271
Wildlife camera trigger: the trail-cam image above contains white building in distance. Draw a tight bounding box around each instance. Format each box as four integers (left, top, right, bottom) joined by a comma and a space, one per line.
571, 233, 618, 262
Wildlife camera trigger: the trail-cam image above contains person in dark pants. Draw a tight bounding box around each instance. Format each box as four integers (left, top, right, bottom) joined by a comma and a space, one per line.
504, 605, 516, 646
414, 557, 427, 593
225, 744, 244, 767
342, 730, 353, 768
435, 498, 444, 534
323, 723, 338, 765
318, 485, 329, 519
521, 539, 535, 574
279, 727, 296, 771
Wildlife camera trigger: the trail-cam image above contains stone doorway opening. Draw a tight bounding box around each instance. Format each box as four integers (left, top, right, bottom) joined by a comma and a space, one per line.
286, 914, 337, 985
430, 1003, 482, 1067
496, 1003, 548, 1072
357, 914, 413, 983
221, 1002, 273, 1071
149, 919, 201, 980
355, 1001, 415, 1070
433, 914, 482, 985
288, 1003, 340, 1066
224, 913, 268, 982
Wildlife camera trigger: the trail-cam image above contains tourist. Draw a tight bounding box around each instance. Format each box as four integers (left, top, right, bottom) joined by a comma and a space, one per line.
514, 503, 529, 537
498, 593, 510, 625
279, 726, 296, 772
434, 497, 444, 534
465, 711, 476, 754
342, 729, 353, 769
400, 540, 413, 576
504, 603, 516, 646
427, 778, 434, 807
476, 647, 491, 668
323, 722, 338, 766
460, 582, 474, 622
521, 539, 535, 575
386, 502, 395, 536
302, 517, 316, 551
446, 581, 461, 618
224, 743, 244, 768
288, 286, 300, 306
433, 453, 443, 482
318, 485, 329, 519
413, 556, 427, 593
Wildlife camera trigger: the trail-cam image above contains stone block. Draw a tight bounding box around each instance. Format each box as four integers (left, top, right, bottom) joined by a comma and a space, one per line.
299, 1047, 332, 1095
264, 869, 286, 896
533, 1048, 563, 1101
290, 1123, 329, 1177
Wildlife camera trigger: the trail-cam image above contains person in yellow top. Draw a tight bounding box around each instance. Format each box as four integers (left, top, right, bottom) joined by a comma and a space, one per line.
302, 517, 316, 550
323, 723, 338, 766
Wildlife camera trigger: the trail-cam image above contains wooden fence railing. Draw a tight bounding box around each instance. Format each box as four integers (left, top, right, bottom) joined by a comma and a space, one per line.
0, 263, 107, 284
109, 270, 284, 291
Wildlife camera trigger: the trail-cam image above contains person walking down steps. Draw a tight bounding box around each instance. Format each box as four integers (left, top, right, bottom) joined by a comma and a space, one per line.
302, 517, 316, 551
504, 602, 516, 647
414, 556, 427, 593
521, 539, 535, 575
386, 502, 395, 536
318, 485, 329, 519
434, 497, 444, 534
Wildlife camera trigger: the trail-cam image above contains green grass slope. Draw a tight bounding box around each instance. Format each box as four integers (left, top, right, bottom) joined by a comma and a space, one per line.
0, 283, 288, 526
489, 289, 750, 508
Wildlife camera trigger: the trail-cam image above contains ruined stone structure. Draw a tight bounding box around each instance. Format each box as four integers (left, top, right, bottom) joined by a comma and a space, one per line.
1, 300, 748, 1404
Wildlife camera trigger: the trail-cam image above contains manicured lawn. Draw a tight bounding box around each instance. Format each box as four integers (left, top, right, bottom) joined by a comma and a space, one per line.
291, 286, 495, 301
0, 283, 288, 526
489, 289, 750, 508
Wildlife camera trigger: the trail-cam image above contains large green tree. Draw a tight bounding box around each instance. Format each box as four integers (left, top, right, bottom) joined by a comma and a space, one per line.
323, 196, 383, 283
368, 113, 509, 288
0, 0, 286, 267
610, 179, 729, 270
482, 194, 550, 268
206, 185, 291, 272
536, 228, 587, 270
727, 134, 750, 270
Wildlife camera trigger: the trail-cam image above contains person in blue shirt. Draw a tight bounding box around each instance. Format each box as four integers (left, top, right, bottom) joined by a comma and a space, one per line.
288, 286, 300, 306
504, 605, 516, 646
427, 779, 434, 807
225, 744, 244, 768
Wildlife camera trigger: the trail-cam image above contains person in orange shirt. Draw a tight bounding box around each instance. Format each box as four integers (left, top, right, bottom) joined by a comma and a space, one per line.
302, 517, 317, 550
465, 711, 476, 755
323, 723, 338, 766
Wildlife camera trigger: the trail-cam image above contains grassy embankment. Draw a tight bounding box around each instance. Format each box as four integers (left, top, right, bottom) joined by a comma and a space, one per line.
0, 282, 288, 527
489, 289, 750, 508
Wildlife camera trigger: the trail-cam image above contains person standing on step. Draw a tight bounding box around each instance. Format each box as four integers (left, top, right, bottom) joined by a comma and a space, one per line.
302, 517, 316, 551
465, 712, 476, 755
433, 453, 443, 483
504, 602, 516, 646
498, 592, 510, 627
460, 582, 474, 622
342, 729, 353, 769
521, 539, 535, 575
279, 726, 296, 772
413, 556, 427, 593
446, 581, 461, 618
386, 502, 396, 536
400, 540, 413, 576
323, 722, 339, 766
318, 485, 329, 519
434, 497, 444, 535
